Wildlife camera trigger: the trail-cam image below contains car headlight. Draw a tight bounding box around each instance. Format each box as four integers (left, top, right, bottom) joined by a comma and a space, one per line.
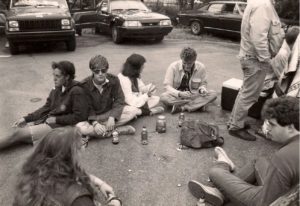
61, 19, 70, 26
159, 19, 171, 26
123, 20, 142, 27
9, 20, 19, 28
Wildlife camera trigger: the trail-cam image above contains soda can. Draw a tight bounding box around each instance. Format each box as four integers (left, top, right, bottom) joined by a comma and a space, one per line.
178, 112, 185, 127
141, 126, 148, 145
112, 131, 119, 144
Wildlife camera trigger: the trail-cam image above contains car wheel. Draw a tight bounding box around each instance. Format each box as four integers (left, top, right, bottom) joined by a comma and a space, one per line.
9, 41, 19, 55
111, 26, 122, 44
190, 21, 203, 35
154, 36, 164, 42
66, 36, 76, 51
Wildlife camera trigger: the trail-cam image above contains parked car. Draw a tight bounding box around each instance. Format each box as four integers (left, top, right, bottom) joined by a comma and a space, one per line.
70, 0, 173, 43
177, 1, 246, 36
5, 0, 76, 54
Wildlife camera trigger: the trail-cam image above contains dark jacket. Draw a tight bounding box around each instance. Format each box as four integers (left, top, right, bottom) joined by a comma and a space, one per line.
24, 80, 89, 126
80, 74, 125, 121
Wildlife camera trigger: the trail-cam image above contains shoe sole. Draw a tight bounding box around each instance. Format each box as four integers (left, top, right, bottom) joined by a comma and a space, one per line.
228, 130, 256, 141
188, 180, 223, 206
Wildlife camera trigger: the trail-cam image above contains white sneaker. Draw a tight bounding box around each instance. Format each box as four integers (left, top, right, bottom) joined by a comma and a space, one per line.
188, 180, 224, 206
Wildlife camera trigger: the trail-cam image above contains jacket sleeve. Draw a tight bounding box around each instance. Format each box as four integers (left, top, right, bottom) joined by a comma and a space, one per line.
23, 90, 53, 122
249, 4, 272, 62
118, 74, 149, 108
55, 87, 89, 125
163, 63, 181, 97
108, 78, 125, 121
198, 64, 208, 89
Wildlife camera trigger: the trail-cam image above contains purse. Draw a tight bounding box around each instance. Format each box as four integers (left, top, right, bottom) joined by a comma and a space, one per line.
180, 119, 224, 149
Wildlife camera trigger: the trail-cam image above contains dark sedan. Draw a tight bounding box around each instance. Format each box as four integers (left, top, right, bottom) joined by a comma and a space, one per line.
71, 0, 173, 43
177, 1, 246, 36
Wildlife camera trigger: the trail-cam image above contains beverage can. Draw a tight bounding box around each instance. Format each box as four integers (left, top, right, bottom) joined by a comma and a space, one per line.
178, 112, 185, 127
112, 131, 119, 144
156, 115, 166, 133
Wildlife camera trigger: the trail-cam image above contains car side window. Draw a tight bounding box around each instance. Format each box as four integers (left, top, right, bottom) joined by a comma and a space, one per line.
207, 3, 224, 13
222, 4, 235, 14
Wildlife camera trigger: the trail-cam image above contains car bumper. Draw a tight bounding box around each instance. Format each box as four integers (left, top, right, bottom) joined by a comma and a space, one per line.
118, 26, 173, 38
6, 30, 75, 42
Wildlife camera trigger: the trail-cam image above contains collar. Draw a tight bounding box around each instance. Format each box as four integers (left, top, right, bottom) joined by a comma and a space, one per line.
284, 134, 299, 146
92, 78, 109, 88
179, 60, 198, 72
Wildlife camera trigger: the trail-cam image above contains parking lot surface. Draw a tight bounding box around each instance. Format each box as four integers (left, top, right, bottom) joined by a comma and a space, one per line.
0, 34, 277, 206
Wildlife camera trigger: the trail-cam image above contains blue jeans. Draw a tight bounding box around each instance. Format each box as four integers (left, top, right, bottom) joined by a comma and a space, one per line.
209, 158, 269, 206
228, 58, 270, 129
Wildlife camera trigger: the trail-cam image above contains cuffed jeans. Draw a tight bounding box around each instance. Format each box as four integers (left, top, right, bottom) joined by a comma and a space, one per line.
160, 90, 217, 112
228, 58, 270, 130
209, 158, 269, 206
76, 106, 140, 137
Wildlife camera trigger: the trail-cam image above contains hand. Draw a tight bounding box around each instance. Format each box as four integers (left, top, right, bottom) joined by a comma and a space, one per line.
148, 83, 156, 93
106, 117, 115, 131
89, 175, 115, 198
199, 87, 208, 96
179, 91, 192, 99
12, 118, 26, 128
94, 122, 107, 136
45, 116, 56, 124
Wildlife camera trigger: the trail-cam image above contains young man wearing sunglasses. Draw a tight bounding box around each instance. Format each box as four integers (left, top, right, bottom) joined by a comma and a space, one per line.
77, 55, 139, 140
188, 96, 299, 206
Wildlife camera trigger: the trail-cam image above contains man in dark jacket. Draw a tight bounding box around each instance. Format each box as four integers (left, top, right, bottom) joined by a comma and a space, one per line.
77, 55, 139, 139
0, 61, 89, 150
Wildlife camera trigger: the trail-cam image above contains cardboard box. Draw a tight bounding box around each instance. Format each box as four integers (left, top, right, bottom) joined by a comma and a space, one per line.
221, 78, 270, 119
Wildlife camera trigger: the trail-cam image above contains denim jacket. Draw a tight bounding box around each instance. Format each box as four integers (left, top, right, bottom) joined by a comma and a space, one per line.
163, 60, 207, 97
239, 0, 285, 62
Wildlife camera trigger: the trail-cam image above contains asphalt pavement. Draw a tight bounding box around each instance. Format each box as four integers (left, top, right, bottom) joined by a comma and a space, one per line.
0, 34, 278, 206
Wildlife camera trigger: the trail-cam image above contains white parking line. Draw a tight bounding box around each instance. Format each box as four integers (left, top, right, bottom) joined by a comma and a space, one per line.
0, 55, 11, 58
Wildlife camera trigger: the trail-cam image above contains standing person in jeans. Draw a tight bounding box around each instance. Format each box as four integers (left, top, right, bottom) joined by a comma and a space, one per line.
118, 53, 164, 117
77, 55, 139, 139
160, 47, 217, 114
227, 0, 285, 141
188, 96, 299, 206
0, 61, 89, 150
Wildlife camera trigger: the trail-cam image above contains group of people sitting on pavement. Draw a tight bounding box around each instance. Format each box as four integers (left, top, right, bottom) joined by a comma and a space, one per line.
3, 0, 300, 203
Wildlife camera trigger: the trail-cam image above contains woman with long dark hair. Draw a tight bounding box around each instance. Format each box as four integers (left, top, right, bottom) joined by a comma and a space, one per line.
118, 53, 164, 116
13, 127, 121, 206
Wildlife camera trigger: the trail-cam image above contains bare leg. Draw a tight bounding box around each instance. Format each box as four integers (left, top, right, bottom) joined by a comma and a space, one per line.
0, 127, 32, 150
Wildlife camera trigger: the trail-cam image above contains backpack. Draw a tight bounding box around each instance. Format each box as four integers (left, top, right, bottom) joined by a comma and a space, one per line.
180, 120, 224, 149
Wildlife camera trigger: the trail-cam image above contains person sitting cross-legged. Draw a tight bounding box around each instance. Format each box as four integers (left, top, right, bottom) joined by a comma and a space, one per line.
160, 47, 217, 114
188, 96, 299, 206
118, 53, 164, 117
0, 61, 89, 151
77, 55, 140, 139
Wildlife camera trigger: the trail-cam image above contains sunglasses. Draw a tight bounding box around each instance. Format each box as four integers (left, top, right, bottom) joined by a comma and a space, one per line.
92, 69, 107, 74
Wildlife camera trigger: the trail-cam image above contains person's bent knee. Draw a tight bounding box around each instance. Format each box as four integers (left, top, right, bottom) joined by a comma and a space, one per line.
76, 121, 94, 136
12, 128, 32, 144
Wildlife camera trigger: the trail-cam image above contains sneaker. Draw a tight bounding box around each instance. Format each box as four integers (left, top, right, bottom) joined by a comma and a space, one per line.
228, 128, 256, 141
116, 125, 136, 135
188, 180, 224, 206
214, 147, 235, 172
150, 106, 165, 116
171, 105, 182, 114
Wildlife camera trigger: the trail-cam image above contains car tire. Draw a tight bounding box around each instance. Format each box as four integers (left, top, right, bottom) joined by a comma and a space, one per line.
66, 36, 76, 51
111, 26, 122, 44
190, 21, 203, 35
9, 41, 19, 55
154, 36, 164, 42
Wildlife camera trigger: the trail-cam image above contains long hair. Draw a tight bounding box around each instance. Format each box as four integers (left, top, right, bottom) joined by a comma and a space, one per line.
13, 127, 95, 206
121, 53, 146, 79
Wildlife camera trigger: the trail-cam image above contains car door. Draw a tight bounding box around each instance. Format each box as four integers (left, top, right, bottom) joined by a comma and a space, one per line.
69, 0, 99, 33
203, 3, 225, 31
217, 3, 241, 34
96, 0, 111, 33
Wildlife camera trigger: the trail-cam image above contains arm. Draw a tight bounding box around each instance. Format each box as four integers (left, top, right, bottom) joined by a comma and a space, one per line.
118, 74, 149, 108
197, 64, 208, 90
250, 5, 272, 62
23, 90, 53, 122
55, 87, 89, 125
108, 78, 125, 121
163, 63, 181, 97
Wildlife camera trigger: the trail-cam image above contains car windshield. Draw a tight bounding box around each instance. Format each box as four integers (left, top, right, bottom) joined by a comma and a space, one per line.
12, 0, 68, 8
110, 0, 149, 12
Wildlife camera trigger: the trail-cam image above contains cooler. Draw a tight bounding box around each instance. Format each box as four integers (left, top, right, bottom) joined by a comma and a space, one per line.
221, 78, 270, 119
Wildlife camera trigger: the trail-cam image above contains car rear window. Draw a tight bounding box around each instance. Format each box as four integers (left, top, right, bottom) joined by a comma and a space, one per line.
207, 3, 224, 13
